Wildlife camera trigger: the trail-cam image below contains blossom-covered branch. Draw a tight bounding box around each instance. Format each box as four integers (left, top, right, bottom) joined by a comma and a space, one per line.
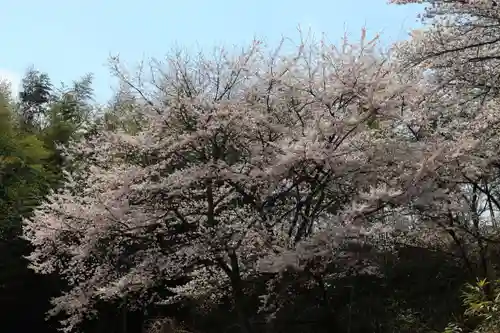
22, 32, 483, 332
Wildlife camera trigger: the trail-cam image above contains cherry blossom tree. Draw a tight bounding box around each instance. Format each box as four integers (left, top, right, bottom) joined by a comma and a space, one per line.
22, 32, 481, 332
390, 0, 500, 286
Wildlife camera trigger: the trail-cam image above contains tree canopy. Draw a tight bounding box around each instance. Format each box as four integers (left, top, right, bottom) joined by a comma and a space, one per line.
7, 2, 500, 333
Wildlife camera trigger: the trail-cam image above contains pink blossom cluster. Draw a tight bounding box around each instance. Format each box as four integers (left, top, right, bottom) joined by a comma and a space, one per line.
22, 27, 500, 331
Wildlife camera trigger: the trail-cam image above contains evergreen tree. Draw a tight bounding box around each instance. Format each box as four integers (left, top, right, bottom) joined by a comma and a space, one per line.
17, 67, 53, 132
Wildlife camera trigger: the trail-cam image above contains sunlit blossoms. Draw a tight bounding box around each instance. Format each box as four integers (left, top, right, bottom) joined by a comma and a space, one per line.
390, 0, 500, 272
22, 31, 491, 332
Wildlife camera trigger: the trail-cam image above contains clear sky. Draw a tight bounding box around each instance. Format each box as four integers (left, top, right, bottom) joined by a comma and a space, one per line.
0, 0, 423, 103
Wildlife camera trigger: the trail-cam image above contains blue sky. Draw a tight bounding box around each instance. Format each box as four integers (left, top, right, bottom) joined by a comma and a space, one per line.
0, 0, 423, 103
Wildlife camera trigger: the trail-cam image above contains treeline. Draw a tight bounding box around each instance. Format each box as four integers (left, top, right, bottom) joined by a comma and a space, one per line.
0, 68, 92, 331
4, 1, 500, 333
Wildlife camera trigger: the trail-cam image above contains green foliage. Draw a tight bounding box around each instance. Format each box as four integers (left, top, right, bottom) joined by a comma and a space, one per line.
0, 71, 96, 333
442, 279, 500, 333
0, 71, 96, 220
19, 68, 52, 106
0, 107, 52, 236
17, 67, 53, 132
39, 74, 95, 187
